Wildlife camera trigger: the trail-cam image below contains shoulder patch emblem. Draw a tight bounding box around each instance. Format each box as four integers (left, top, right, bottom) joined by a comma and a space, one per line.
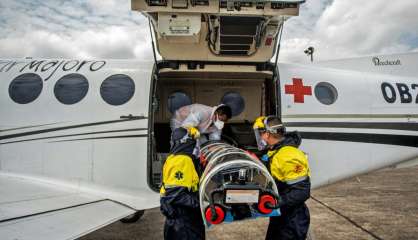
175, 171, 184, 180
294, 164, 303, 174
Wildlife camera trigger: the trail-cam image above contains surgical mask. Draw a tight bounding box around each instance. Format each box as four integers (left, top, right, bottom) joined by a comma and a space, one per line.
214, 114, 225, 130
259, 139, 267, 149
214, 119, 224, 130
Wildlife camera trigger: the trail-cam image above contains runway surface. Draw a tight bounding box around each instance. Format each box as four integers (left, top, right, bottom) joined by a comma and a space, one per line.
80, 166, 418, 240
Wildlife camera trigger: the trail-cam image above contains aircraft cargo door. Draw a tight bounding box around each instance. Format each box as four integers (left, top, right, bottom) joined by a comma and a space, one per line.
132, 0, 305, 62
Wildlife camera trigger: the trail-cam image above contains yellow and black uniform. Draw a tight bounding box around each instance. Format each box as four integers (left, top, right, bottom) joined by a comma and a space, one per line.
160, 154, 200, 195
160, 128, 205, 240
265, 132, 311, 240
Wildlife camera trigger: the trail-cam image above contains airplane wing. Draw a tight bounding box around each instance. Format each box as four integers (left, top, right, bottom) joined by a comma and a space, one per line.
0, 174, 135, 240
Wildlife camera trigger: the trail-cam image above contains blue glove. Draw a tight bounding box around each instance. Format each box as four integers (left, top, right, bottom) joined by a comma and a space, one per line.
261, 154, 269, 162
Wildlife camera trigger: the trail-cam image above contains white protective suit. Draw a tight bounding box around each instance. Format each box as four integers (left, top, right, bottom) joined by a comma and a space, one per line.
170, 104, 222, 141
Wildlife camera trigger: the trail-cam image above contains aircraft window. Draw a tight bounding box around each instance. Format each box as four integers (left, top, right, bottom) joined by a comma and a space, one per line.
54, 74, 89, 105
100, 74, 135, 106
167, 91, 192, 114
221, 92, 245, 116
314, 82, 338, 105
9, 73, 43, 104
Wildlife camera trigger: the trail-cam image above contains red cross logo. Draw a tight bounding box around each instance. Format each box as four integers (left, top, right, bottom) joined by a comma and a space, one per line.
285, 78, 312, 103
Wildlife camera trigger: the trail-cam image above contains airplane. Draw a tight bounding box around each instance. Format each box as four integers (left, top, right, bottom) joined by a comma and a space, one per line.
0, 0, 417, 239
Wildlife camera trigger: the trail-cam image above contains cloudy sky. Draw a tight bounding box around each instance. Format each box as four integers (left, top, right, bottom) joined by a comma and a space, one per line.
1, 0, 417, 63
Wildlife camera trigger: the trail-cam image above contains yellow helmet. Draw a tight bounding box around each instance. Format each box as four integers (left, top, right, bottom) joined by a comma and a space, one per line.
253, 116, 267, 130
253, 116, 284, 133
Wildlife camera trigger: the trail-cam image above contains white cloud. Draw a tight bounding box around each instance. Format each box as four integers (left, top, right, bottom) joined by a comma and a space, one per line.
0, 25, 152, 59
280, 0, 418, 63
0, 0, 153, 59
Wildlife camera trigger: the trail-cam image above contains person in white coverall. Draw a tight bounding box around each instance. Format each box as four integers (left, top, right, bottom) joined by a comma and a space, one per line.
170, 104, 232, 151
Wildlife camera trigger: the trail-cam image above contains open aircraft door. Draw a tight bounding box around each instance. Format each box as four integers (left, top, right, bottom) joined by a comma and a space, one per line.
132, 0, 306, 191
132, 0, 305, 62
131, 0, 306, 226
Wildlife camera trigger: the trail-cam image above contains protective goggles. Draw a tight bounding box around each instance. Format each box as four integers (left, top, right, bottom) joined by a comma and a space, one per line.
253, 116, 285, 150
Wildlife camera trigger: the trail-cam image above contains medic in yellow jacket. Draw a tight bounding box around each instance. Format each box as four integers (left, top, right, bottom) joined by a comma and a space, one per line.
253, 116, 311, 240
160, 127, 205, 240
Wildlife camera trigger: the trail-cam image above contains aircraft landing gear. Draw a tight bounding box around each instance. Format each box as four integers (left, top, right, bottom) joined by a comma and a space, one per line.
120, 210, 145, 223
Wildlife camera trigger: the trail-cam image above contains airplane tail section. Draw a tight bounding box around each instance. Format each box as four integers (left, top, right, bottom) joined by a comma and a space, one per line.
314, 52, 418, 78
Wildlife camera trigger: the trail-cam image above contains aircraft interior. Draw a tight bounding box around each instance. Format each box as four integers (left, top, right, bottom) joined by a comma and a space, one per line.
149, 62, 277, 188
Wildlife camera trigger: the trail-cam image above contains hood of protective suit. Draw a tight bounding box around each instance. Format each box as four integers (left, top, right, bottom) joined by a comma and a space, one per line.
272, 131, 302, 149
171, 104, 221, 140
170, 128, 197, 155
170, 141, 195, 155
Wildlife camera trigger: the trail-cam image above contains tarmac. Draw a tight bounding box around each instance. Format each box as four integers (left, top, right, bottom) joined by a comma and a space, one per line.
79, 165, 418, 240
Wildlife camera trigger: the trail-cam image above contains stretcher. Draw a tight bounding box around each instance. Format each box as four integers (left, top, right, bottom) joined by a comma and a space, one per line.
199, 141, 280, 227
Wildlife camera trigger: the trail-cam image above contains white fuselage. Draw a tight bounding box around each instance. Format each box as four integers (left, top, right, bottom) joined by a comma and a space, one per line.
0, 54, 417, 211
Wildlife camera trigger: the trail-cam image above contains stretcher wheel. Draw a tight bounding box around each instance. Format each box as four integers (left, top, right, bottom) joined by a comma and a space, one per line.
258, 194, 276, 214
205, 205, 225, 224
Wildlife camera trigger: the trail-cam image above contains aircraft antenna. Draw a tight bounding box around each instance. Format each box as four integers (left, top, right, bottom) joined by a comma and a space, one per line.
304, 46, 314, 62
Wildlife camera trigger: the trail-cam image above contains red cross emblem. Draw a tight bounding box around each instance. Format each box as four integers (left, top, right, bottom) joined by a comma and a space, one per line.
285, 78, 312, 103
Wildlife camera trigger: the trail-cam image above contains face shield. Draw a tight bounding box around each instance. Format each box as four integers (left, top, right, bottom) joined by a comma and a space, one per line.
253, 116, 268, 150
254, 129, 267, 150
